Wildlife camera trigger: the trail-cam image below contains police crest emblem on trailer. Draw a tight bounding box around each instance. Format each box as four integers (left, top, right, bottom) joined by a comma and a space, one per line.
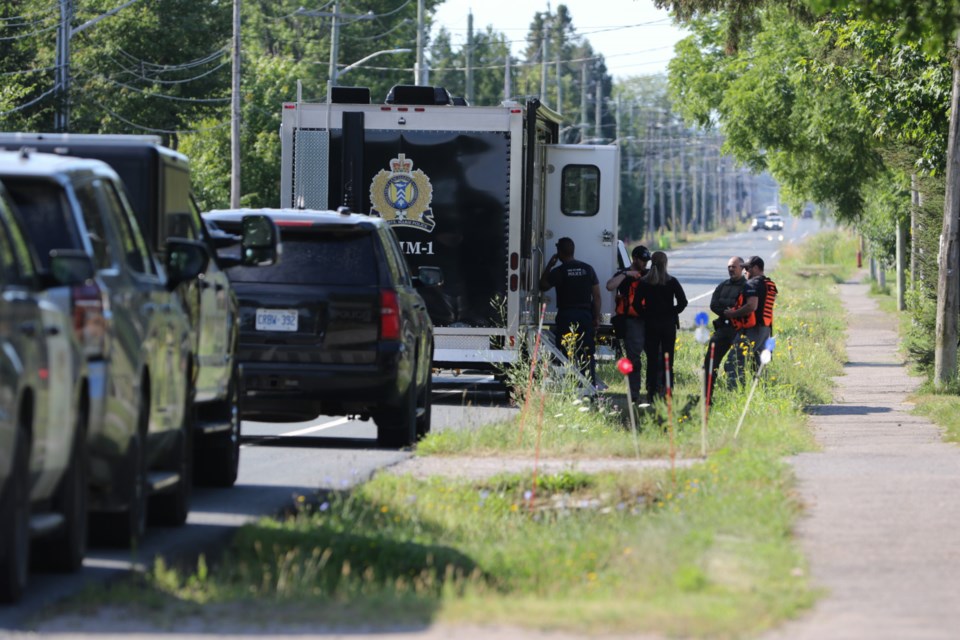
369, 154, 435, 232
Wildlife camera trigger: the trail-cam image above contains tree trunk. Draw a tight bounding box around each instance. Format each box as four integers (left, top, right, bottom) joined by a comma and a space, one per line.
934, 33, 960, 387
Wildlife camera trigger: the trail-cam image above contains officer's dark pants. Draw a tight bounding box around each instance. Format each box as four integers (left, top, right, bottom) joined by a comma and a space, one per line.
703, 325, 737, 404
623, 317, 645, 399
643, 321, 676, 401
554, 308, 596, 385
729, 325, 772, 388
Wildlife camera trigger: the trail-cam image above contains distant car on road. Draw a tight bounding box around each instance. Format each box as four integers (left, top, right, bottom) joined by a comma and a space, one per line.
751, 215, 768, 231
764, 214, 785, 231
203, 207, 437, 448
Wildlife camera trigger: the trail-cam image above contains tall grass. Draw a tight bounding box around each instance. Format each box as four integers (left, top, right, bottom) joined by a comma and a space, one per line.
60, 230, 857, 638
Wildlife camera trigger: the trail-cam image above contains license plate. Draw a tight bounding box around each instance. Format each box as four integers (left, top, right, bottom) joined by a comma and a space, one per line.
255, 308, 298, 332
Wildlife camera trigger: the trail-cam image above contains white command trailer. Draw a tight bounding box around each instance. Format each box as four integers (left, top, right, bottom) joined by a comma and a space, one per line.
280, 84, 624, 370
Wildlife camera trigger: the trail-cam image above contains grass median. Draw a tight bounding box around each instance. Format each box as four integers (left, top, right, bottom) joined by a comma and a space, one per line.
52, 230, 857, 638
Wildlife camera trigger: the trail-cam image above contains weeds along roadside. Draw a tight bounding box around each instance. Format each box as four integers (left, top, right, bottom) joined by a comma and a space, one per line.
63, 230, 857, 637
866, 268, 960, 445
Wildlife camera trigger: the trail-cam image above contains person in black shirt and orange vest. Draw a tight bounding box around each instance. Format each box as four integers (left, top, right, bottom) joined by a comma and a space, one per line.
723, 255, 778, 386
606, 245, 651, 401
704, 256, 746, 402
541, 237, 602, 387
634, 251, 687, 403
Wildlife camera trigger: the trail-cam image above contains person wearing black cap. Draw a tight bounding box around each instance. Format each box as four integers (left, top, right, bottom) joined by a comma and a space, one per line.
541, 237, 602, 387
606, 245, 651, 400
723, 255, 777, 385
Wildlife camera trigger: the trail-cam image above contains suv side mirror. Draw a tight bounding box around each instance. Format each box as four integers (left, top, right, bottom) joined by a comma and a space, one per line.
241, 215, 279, 267
165, 239, 209, 290
414, 266, 443, 287
47, 249, 95, 286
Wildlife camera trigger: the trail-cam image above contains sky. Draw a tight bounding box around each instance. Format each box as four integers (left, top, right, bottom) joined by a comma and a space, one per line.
430, 0, 689, 79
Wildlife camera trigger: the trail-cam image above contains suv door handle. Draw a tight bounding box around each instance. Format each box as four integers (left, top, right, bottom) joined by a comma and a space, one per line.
45, 325, 60, 336
19, 321, 37, 337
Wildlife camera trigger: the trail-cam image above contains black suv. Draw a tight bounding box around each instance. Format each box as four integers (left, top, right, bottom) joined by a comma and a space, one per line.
203, 208, 437, 447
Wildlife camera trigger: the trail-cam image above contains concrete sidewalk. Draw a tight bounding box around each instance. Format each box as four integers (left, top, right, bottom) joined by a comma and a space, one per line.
766, 277, 960, 640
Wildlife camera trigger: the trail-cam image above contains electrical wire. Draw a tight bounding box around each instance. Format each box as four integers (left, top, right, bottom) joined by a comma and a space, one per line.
0, 65, 57, 77
86, 75, 231, 103
0, 86, 58, 118
115, 46, 229, 72
0, 20, 59, 41
81, 100, 232, 134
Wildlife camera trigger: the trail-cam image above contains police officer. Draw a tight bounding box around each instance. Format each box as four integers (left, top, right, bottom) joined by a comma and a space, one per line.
606, 245, 651, 400
540, 237, 602, 387
703, 256, 746, 402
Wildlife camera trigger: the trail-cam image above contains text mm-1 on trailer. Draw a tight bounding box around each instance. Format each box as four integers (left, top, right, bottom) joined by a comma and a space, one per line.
280, 84, 626, 371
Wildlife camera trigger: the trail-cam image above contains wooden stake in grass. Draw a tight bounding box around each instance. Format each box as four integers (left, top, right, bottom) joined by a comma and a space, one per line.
734, 338, 776, 440
517, 303, 548, 445
617, 357, 641, 459
665, 351, 675, 483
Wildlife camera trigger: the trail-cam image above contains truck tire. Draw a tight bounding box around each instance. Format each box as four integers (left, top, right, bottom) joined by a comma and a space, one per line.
92, 387, 148, 548
375, 366, 418, 449
35, 399, 88, 572
0, 427, 30, 603
196, 368, 240, 488
415, 371, 432, 440
150, 379, 194, 526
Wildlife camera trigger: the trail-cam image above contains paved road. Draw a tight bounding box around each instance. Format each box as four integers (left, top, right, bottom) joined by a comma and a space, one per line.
663, 216, 823, 327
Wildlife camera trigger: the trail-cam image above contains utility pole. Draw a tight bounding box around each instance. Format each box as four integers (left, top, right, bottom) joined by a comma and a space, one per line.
465, 11, 474, 104
415, 0, 426, 84
555, 30, 562, 113
579, 62, 588, 143
328, 0, 341, 91
594, 81, 601, 140
503, 54, 511, 102
55, 0, 74, 132
55, 0, 144, 132
540, 30, 548, 102
231, 0, 241, 207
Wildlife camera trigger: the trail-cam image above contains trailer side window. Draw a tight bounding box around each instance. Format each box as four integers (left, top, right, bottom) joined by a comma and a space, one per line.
560, 165, 600, 217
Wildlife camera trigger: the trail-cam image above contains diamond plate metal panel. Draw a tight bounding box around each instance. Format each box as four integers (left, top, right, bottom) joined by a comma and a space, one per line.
292, 129, 329, 209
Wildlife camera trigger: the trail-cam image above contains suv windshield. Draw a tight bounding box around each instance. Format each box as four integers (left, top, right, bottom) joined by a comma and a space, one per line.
3, 178, 83, 269
227, 227, 378, 286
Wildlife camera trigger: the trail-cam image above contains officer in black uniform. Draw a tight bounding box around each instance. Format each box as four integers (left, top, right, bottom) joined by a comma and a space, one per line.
540, 237, 602, 387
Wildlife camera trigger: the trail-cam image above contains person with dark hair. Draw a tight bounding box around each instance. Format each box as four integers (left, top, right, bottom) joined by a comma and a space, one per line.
540, 237, 602, 387
703, 256, 746, 404
634, 251, 687, 402
606, 245, 651, 399
723, 255, 778, 386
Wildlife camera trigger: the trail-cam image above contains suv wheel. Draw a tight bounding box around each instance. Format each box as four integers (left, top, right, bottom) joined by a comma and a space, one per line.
0, 427, 30, 603
35, 400, 88, 572
93, 388, 148, 548
196, 365, 240, 488
151, 378, 194, 526
415, 369, 432, 440
375, 365, 418, 449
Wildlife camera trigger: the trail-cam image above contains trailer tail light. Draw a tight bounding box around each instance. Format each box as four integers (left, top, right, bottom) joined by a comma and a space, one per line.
380, 289, 401, 340
72, 281, 107, 359
510, 252, 519, 270
510, 274, 518, 291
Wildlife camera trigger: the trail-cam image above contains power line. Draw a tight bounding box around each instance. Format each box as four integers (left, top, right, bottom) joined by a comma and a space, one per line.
0, 65, 56, 77
0, 20, 59, 41
82, 74, 231, 103
115, 45, 229, 72
81, 100, 232, 134
0, 86, 58, 118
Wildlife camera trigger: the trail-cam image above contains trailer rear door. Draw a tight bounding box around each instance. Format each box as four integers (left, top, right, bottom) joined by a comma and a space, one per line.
543, 144, 620, 324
